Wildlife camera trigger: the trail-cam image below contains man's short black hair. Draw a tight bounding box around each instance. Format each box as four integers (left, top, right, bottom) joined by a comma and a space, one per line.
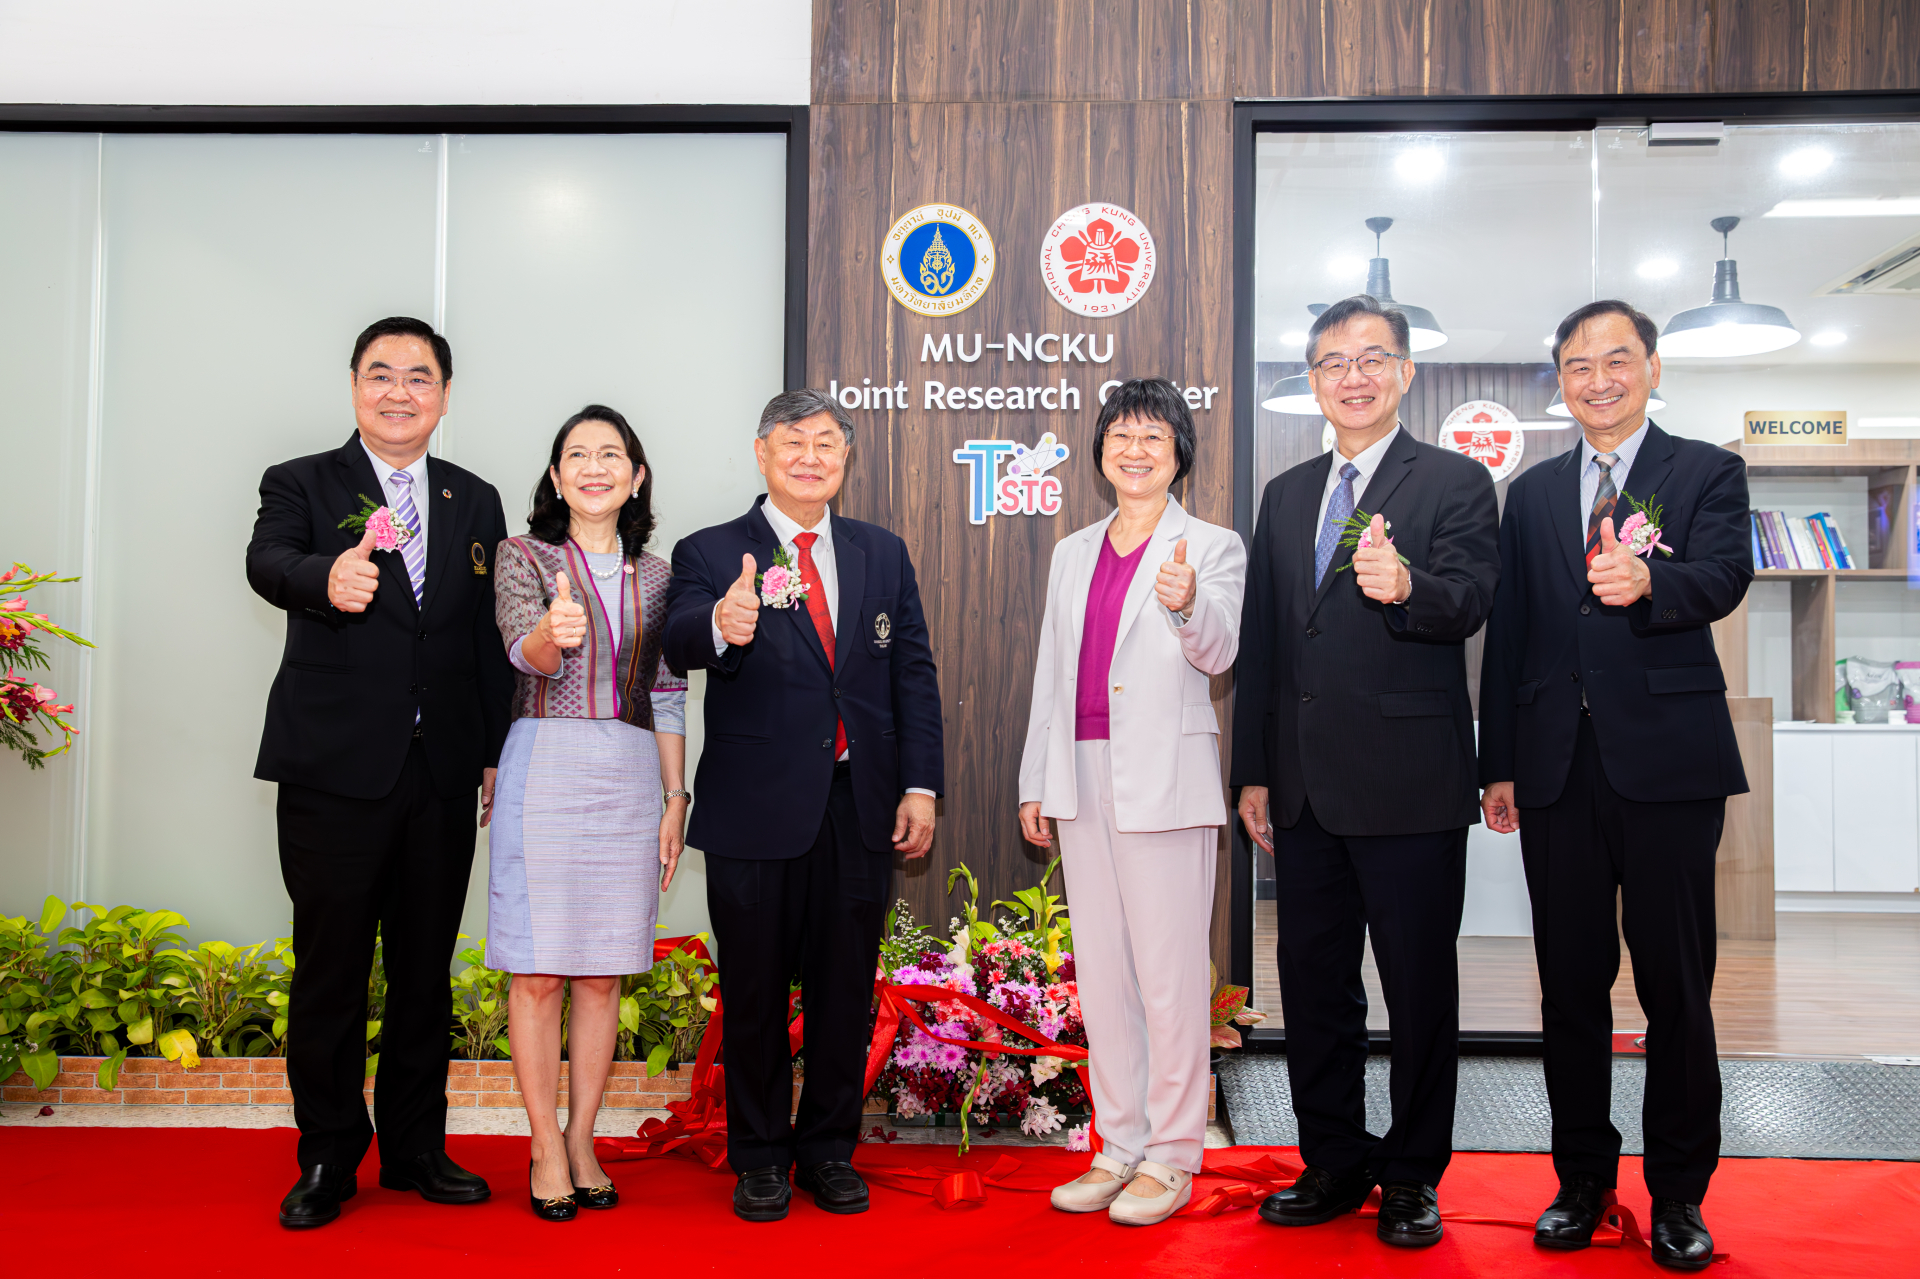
1551, 300, 1659, 367
1092, 377, 1197, 484
350, 316, 453, 383
1306, 294, 1410, 365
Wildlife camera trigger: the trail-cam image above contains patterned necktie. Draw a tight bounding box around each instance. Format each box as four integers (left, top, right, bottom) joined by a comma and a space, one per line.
792, 532, 847, 758
389, 471, 426, 605
1314, 462, 1362, 587
1585, 452, 1619, 566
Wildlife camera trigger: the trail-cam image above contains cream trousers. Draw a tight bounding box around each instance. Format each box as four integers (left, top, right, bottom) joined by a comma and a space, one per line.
1055, 739, 1217, 1173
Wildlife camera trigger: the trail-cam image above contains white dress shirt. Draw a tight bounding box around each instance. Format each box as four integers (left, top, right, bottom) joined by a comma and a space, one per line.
712, 499, 930, 793
1577, 420, 1650, 544
361, 438, 432, 550
1314, 424, 1401, 533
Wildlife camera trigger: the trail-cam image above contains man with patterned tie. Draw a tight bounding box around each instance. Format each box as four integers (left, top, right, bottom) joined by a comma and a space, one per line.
248, 317, 514, 1229
1232, 295, 1499, 1248
662, 389, 944, 1222
1479, 301, 1752, 1270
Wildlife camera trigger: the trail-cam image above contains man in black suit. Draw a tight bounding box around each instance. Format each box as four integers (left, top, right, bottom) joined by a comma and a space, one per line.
248, 317, 514, 1229
662, 388, 944, 1222
1233, 295, 1499, 1248
1480, 300, 1751, 1271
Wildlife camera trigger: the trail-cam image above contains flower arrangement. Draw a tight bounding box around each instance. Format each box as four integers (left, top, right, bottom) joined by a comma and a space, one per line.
758, 545, 810, 609
0, 564, 92, 768
337, 493, 414, 551
1617, 496, 1674, 559
1334, 511, 1409, 572
871, 859, 1090, 1149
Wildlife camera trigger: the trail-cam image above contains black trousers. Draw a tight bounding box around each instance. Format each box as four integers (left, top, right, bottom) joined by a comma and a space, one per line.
277, 738, 476, 1170
1273, 801, 1467, 1187
705, 764, 890, 1173
1520, 714, 1724, 1204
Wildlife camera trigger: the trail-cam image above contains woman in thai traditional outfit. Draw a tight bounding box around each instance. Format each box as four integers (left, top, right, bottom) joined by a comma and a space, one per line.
488, 404, 688, 1221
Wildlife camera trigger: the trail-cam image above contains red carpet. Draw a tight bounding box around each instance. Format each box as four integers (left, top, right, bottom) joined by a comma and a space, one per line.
2, 1126, 1914, 1276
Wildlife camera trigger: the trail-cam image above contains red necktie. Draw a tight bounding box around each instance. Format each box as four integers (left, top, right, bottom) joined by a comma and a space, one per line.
792, 532, 847, 759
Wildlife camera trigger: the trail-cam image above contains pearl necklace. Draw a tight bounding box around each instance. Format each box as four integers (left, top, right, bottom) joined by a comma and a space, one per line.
573, 535, 629, 580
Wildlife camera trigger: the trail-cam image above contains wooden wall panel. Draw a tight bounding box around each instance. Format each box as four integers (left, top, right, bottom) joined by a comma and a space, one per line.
815, 1, 1234, 104
1231, 0, 1920, 98
812, 99, 1235, 960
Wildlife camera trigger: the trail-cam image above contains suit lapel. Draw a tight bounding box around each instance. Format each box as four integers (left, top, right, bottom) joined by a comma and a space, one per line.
1066, 514, 1114, 652
750, 499, 831, 675
832, 515, 865, 670
1293, 452, 1333, 608
1619, 421, 1675, 518
1113, 497, 1187, 651
420, 457, 458, 615
336, 435, 418, 616
1550, 443, 1588, 587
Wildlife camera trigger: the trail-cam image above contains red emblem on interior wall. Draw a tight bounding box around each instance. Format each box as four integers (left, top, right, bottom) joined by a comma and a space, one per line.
1059, 219, 1140, 294
1040, 203, 1157, 318
1438, 400, 1525, 482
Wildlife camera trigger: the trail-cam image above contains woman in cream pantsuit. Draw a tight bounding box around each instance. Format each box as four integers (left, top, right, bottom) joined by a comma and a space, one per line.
1018, 378, 1246, 1226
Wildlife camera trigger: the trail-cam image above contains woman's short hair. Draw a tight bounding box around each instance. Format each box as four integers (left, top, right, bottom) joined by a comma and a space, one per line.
528, 405, 657, 553
1091, 378, 1197, 484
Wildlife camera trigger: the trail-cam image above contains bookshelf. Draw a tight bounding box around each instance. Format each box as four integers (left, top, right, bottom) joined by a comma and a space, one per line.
1717, 439, 1920, 723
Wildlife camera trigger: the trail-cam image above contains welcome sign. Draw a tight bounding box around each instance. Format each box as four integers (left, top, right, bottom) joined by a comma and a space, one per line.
1745, 410, 1848, 445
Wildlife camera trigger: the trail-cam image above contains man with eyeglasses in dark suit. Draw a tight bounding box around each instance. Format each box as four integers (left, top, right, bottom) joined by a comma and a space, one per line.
1233, 294, 1499, 1249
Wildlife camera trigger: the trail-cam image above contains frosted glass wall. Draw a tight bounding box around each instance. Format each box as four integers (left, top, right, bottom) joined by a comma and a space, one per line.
0, 131, 788, 949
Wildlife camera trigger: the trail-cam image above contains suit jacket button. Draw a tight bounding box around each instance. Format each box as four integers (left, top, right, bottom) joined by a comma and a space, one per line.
1570, 671, 1579, 681
417, 630, 427, 641
408, 684, 417, 695
1300, 692, 1313, 702
833, 687, 842, 698
1306, 628, 1319, 638
1580, 604, 1591, 615
821, 739, 832, 749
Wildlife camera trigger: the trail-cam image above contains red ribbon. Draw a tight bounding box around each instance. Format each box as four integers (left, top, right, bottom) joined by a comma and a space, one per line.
594, 936, 731, 1168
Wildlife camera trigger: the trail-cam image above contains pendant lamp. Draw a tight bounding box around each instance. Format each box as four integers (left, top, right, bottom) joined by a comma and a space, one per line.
1659, 217, 1800, 358
1262, 304, 1329, 415
1363, 217, 1446, 352
1547, 387, 1668, 417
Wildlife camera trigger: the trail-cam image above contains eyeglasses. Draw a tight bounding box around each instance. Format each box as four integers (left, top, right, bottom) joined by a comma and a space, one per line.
561, 448, 631, 468
358, 371, 442, 395
1104, 429, 1173, 452
1310, 352, 1404, 380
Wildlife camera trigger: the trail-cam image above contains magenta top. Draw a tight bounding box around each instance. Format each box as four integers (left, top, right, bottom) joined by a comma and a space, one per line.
1075, 533, 1151, 741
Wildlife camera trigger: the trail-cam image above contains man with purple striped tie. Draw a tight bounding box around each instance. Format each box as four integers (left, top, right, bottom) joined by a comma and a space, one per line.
248, 317, 515, 1229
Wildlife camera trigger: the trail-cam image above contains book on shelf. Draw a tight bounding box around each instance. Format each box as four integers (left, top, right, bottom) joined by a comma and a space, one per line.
1749, 510, 1858, 570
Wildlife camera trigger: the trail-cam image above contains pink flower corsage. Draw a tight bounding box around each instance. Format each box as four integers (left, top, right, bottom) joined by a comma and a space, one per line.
337, 493, 414, 551
1617, 496, 1674, 558
758, 546, 810, 609
1334, 510, 1410, 572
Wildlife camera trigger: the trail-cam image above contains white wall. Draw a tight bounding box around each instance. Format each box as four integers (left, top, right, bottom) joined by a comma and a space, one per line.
0, 1, 810, 106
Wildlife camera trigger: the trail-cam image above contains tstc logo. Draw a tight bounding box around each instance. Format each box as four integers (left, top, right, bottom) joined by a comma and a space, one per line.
951, 433, 1071, 524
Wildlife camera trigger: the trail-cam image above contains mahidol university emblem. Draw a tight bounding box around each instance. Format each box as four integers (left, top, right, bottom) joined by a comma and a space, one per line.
1040, 202, 1157, 318
1438, 400, 1525, 482
881, 204, 995, 316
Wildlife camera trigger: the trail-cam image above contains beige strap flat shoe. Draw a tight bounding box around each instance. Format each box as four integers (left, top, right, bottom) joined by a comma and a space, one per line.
1049, 1151, 1138, 1213
1107, 1160, 1194, 1226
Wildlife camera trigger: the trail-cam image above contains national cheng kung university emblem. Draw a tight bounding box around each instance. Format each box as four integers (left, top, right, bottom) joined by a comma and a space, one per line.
1039, 202, 1157, 318
1437, 400, 1525, 483
881, 204, 995, 317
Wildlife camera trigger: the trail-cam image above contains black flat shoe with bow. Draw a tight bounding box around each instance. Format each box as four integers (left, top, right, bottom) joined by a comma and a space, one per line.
571, 1180, 619, 1209
529, 1161, 579, 1222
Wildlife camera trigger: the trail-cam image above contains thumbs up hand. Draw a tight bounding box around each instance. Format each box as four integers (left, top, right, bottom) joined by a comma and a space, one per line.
328, 525, 383, 612
1353, 513, 1411, 604
538, 570, 589, 649
1587, 515, 1652, 607
1155, 537, 1197, 618
715, 552, 761, 648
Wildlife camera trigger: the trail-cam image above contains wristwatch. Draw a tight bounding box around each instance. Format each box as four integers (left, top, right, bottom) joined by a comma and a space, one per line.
664, 788, 692, 803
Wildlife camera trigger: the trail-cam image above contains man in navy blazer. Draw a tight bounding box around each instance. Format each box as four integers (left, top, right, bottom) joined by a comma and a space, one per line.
663, 388, 943, 1222
1480, 300, 1751, 1271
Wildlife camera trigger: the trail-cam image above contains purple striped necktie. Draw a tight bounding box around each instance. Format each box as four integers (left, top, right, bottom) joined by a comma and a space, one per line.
389, 471, 426, 606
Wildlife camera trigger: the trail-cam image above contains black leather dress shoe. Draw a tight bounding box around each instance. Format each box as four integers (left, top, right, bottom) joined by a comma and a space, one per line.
797, 1161, 870, 1214
377, 1150, 492, 1204
279, 1165, 357, 1229
1376, 1181, 1443, 1247
1649, 1199, 1714, 1271
1257, 1165, 1376, 1226
1534, 1172, 1608, 1250
572, 1180, 619, 1210
734, 1167, 792, 1222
